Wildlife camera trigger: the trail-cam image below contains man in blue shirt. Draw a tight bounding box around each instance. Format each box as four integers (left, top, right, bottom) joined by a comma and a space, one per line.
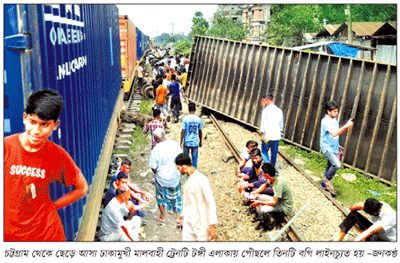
320, 101, 353, 197
180, 102, 203, 169
169, 74, 181, 123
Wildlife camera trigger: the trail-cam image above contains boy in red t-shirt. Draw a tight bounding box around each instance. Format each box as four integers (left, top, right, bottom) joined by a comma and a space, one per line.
4, 90, 88, 241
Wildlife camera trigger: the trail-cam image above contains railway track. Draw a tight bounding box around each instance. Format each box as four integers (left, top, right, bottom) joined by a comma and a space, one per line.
207, 111, 361, 241
94, 89, 145, 241
209, 113, 305, 242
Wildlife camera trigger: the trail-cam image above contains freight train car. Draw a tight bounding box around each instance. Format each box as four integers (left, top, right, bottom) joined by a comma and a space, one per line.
136, 27, 150, 62
4, 4, 122, 241
119, 15, 137, 93
119, 14, 150, 97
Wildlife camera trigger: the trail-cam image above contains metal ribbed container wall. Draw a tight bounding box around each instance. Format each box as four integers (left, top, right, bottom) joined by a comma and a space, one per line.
4, 4, 122, 240
135, 27, 150, 61
187, 36, 397, 184
119, 15, 137, 80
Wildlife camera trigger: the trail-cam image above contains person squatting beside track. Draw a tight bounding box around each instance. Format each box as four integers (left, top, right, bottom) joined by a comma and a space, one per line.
332, 198, 396, 241
99, 189, 145, 241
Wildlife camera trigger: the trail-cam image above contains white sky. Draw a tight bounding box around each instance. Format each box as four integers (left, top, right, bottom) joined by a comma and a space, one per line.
117, 4, 218, 38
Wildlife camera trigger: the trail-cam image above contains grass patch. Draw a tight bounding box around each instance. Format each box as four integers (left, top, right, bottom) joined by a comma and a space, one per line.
140, 98, 154, 116
280, 142, 397, 210
130, 126, 148, 153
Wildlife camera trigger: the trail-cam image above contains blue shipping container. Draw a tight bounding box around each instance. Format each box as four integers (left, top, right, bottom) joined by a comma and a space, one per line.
4, 4, 122, 241
135, 27, 149, 61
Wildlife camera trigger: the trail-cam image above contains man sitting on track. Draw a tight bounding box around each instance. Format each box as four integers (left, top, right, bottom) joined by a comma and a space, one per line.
99, 189, 145, 241
237, 148, 273, 197
103, 172, 150, 217
248, 163, 293, 231
236, 140, 258, 175
331, 198, 396, 241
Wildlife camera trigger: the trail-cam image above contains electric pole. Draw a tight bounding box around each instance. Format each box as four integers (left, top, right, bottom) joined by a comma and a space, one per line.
346, 4, 353, 44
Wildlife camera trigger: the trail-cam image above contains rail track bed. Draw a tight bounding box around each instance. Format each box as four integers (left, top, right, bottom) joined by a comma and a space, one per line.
207, 110, 360, 241
95, 93, 361, 241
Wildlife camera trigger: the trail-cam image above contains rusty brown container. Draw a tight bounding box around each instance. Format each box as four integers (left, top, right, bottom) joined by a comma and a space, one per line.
187, 36, 397, 184
119, 15, 137, 81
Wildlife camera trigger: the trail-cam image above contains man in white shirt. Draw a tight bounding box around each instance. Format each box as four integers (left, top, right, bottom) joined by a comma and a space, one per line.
332, 198, 396, 241
149, 128, 183, 226
175, 153, 218, 241
259, 93, 284, 171
98, 189, 145, 241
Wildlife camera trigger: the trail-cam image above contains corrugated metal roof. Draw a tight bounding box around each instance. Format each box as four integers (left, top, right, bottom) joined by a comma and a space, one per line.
315, 24, 341, 37
350, 22, 384, 36
319, 21, 397, 38
388, 21, 397, 29
325, 24, 341, 35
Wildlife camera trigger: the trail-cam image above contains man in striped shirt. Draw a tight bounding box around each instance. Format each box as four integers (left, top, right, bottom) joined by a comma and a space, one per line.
143, 108, 165, 149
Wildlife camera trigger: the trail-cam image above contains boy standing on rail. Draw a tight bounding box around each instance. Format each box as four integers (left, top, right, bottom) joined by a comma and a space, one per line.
4, 90, 89, 241
180, 102, 203, 169
259, 93, 284, 173
320, 101, 353, 197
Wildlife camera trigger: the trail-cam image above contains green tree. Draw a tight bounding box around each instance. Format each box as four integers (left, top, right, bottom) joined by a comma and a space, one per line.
319, 4, 396, 25
173, 39, 193, 57
265, 4, 323, 47
190, 11, 209, 37
264, 4, 397, 47
207, 12, 250, 41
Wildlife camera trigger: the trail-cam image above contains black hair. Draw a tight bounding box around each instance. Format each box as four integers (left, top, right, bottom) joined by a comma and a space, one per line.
171, 74, 176, 81
116, 189, 127, 196
250, 147, 262, 157
363, 198, 382, 215
153, 108, 161, 118
188, 102, 196, 112
24, 89, 64, 121
325, 101, 339, 113
263, 93, 273, 101
261, 163, 276, 177
117, 172, 128, 181
245, 140, 258, 149
121, 159, 132, 166
175, 153, 192, 166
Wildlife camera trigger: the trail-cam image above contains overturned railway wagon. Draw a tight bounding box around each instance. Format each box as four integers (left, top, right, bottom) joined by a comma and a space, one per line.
4, 4, 123, 241
187, 36, 397, 184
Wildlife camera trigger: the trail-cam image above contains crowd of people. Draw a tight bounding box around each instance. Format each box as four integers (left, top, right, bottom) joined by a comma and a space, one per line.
3, 48, 395, 242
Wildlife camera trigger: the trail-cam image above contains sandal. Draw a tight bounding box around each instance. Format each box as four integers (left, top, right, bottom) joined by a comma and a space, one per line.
154, 215, 167, 223
176, 218, 183, 228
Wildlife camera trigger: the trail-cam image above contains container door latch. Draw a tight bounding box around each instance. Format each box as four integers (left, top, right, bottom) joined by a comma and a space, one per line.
4, 33, 32, 50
